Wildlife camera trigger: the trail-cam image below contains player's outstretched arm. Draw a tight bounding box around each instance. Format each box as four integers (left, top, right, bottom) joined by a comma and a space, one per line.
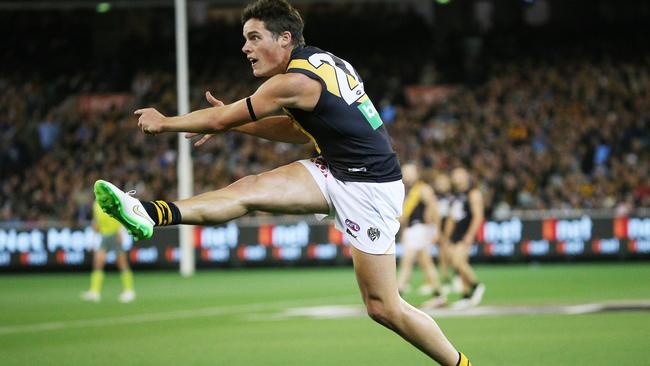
232, 117, 310, 144
186, 91, 309, 145
134, 72, 320, 136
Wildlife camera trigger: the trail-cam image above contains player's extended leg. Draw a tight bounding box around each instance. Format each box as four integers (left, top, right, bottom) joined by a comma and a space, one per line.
94, 162, 329, 239
176, 161, 328, 224
351, 247, 465, 366
396, 245, 418, 293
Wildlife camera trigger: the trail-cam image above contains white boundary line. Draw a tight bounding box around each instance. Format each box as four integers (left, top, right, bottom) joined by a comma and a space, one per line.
272, 300, 650, 320
0, 294, 358, 336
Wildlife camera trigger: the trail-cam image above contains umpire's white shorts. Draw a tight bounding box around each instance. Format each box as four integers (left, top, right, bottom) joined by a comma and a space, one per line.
402, 223, 436, 251
299, 157, 404, 255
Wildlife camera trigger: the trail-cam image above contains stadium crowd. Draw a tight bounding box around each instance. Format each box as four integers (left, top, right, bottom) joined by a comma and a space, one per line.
1, 3, 648, 224
394, 57, 650, 217
2, 54, 648, 224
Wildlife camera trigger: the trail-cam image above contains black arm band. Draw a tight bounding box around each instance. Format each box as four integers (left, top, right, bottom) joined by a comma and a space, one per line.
246, 96, 258, 121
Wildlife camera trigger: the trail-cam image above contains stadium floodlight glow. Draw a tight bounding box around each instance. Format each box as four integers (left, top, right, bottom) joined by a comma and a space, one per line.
436, 0, 451, 4
96, 2, 111, 13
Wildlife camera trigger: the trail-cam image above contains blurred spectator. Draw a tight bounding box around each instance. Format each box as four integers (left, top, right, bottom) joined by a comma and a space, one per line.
38, 111, 60, 151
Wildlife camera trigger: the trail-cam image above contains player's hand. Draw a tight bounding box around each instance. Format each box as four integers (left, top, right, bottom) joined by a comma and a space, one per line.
184, 91, 224, 147
205, 91, 224, 108
134, 107, 166, 135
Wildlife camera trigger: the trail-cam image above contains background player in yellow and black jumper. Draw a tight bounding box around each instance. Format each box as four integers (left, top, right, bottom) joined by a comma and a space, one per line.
397, 163, 446, 308
96, 1, 474, 364
444, 167, 485, 309
81, 201, 135, 303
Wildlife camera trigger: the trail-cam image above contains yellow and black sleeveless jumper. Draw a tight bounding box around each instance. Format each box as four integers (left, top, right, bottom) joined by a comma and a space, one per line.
403, 181, 427, 227
284, 45, 401, 183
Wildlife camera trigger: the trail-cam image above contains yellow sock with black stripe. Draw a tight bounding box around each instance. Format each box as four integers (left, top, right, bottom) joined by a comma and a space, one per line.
140, 200, 182, 226
90, 270, 104, 294
456, 352, 473, 366
120, 270, 134, 292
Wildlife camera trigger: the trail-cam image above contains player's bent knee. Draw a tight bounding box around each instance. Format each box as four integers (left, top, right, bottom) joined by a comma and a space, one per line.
365, 298, 403, 328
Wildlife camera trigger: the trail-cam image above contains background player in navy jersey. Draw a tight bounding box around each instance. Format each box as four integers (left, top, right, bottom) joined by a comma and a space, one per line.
94, 1, 473, 364
445, 167, 486, 309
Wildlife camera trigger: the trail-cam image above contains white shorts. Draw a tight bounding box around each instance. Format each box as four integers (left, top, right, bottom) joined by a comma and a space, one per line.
402, 223, 436, 251
299, 157, 404, 255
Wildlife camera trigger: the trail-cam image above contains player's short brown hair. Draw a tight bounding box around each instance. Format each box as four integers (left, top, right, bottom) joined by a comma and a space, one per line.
242, 0, 305, 47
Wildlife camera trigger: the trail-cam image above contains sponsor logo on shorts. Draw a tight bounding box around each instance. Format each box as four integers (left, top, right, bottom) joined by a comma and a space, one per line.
345, 228, 358, 239
345, 219, 360, 232
310, 157, 329, 177
367, 227, 381, 242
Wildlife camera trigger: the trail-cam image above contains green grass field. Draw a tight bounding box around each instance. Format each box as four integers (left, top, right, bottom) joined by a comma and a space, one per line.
1, 263, 649, 365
